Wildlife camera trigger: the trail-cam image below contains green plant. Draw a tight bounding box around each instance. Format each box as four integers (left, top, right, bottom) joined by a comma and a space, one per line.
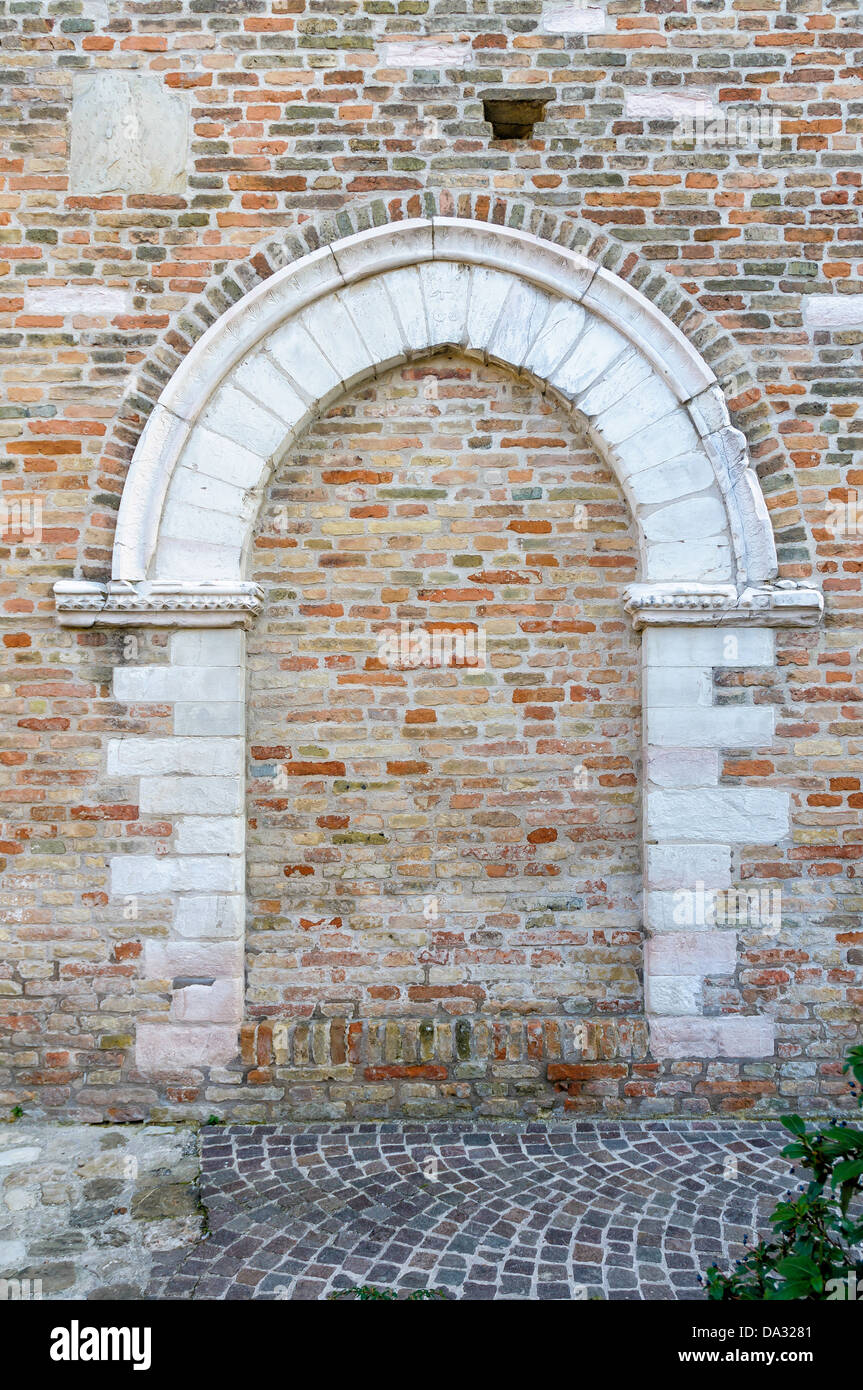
704, 1046, 863, 1300
204, 1114, 224, 1126
9, 1105, 23, 1120
328, 1285, 449, 1300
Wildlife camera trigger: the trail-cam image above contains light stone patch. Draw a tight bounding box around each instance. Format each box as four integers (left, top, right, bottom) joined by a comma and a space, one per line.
69, 73, 190, 195
645, 975, 701, 1015
381, 39, 472, 68
645, 843, 733, 891
174, 894, 244, 940
624, 89, 719, 122
26, 286, 129, 318
542, 1, 607, 33
803, 295, 863, 330
645, 540, 734, 584
648, 705, 774, 749
647, 788, 789, 842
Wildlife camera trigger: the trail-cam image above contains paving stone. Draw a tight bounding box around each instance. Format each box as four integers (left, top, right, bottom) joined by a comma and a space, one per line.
145, 1120, 791, 1301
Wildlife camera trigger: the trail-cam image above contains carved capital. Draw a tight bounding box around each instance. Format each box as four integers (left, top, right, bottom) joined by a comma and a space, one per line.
624, 580, 823, 629
54, 579, 264, 627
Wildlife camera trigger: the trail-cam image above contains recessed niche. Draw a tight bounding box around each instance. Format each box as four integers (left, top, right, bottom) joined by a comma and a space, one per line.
482, 97, 550, 141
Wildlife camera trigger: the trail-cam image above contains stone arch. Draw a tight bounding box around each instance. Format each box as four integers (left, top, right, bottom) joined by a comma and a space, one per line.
52, 219, 823, 1082
85, 193, 816, 589
87, 219, 774, 605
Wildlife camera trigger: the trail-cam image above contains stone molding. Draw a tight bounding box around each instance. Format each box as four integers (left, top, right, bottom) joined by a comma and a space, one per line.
624, 580, 824, 629
54, 579, 263, 627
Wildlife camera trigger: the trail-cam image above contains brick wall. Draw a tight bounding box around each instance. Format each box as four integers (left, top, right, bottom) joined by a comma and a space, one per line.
243, 355, 641, 1113
1, 0, 862, 1119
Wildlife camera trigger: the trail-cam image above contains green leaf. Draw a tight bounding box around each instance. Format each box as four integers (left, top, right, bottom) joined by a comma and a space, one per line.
781, 1114, 807, 1136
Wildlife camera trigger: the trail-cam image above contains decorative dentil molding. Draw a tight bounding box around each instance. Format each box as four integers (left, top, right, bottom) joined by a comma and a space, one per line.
623, 580, 824, 629
54, 579, 264, 627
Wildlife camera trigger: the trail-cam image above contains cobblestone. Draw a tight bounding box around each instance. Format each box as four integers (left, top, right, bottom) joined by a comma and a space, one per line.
149, 1121, 793, 1301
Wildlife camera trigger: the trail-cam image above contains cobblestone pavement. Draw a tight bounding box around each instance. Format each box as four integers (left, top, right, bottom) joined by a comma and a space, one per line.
149, 1121, 794, 1301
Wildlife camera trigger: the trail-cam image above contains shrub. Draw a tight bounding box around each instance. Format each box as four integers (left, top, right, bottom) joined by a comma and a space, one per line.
704, 1046, 863, 1300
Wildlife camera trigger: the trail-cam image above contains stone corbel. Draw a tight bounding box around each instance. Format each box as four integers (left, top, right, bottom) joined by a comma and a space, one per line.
54, 579, 264, 627
623, 580, 824, 630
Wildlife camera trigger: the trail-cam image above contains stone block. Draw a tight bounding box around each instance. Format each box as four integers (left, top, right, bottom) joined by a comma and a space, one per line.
113, 665, 243, 704
643, 666, 713, 708
170, 979, 244, 1024
647, 788, 789, 842
175, 816, 244, 855
645, 843, 732, 891
649, 1015, 774, 1059
69, 73, 190, 195
170, 629, 244, 668
107, 736, 243, 777
138, 776, 243, 817
542, 1, 607, 33
645, 748, 719, 788
174, 894, 244, 940
644, 975, 701, 1015
645, 931, 736, 976
110, 853, 243, 895
143, 939, 243, 981
25, 286, 129, 319
173, 702, 245, 736
648, 705, 774, 749
643, 627, 774, 668
804, 295, 863, 330
136, 1023, 238, 1074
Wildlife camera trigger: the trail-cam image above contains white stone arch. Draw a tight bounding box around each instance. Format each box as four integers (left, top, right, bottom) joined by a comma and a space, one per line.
54, 219, 823, 1084
105, 220, 776, 601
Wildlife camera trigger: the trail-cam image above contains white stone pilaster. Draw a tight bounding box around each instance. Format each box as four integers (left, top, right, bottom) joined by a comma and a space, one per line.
110, 627, 246, 1074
